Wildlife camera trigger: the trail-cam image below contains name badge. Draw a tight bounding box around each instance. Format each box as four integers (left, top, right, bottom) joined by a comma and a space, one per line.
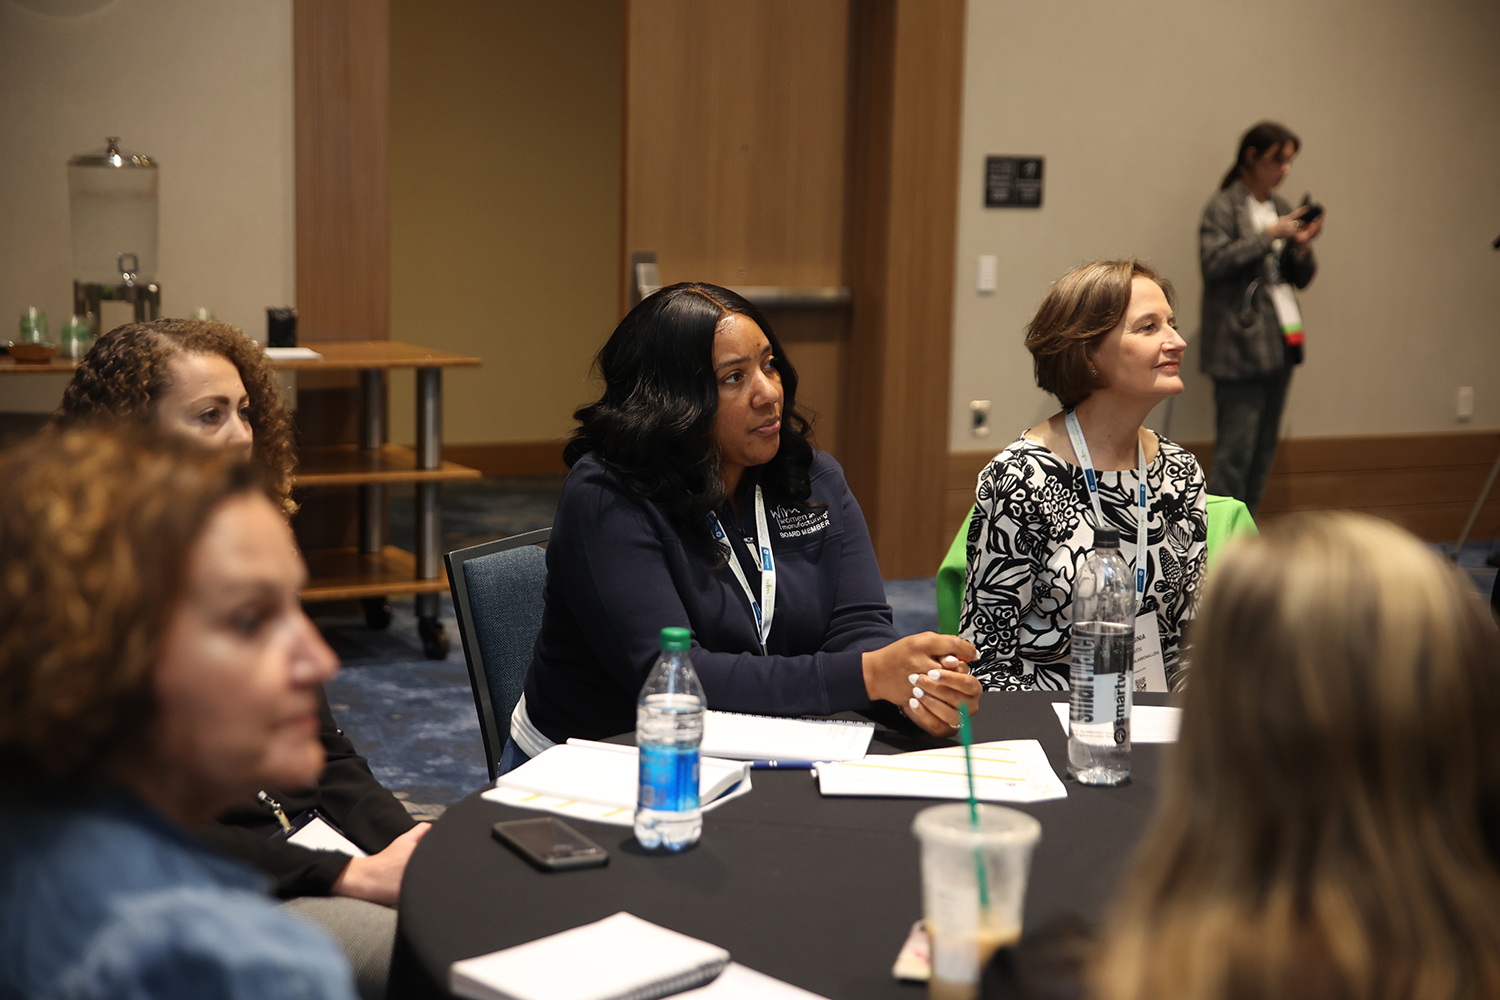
1132, 611, 1168, 693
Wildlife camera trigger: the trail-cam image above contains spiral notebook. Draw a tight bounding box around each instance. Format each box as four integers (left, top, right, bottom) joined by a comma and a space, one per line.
449, 912, 731, 1000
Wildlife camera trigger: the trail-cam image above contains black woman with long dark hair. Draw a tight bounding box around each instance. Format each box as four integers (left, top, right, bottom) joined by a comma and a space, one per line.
503, 283, 980, 770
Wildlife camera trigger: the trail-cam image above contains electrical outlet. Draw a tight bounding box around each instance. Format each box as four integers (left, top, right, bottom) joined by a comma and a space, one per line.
970, 399, 991, 438
1458, 386, 1474, 421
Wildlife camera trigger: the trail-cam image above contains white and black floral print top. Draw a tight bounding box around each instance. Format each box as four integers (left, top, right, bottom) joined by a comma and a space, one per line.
959, 432, 1207, 691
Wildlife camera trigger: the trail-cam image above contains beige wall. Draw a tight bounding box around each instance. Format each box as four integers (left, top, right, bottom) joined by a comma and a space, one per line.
0, 0, 295, 413
387, 0, 623, 447
950, 0, 1500, 451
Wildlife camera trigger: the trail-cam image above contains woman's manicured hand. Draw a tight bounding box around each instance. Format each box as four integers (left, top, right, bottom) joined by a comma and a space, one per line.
862, 633, 982, 736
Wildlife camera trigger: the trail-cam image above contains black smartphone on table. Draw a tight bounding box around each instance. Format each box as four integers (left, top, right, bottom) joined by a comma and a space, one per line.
492, 818, 609, 871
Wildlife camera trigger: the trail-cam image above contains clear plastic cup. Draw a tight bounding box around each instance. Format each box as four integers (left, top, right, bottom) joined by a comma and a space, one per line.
912, 803, 1041, 1000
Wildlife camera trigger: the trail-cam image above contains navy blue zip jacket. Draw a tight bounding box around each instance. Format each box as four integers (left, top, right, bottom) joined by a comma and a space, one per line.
523, 450, 898, 743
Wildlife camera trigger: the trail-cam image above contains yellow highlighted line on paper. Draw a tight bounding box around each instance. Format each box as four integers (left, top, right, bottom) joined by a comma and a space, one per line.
832, 761, 1029, 782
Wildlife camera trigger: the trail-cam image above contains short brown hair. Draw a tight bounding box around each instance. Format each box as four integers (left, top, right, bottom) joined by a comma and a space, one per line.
55, 319, 297, 514
1024, 259, 1175, 408
0, 428, 264, 795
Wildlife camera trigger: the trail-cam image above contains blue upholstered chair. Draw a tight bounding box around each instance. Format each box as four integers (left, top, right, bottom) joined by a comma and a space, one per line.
445, 527, 550, 780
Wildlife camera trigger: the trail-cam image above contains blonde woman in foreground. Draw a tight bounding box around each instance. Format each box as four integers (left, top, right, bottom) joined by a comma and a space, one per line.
1092, 513, 1500, 1000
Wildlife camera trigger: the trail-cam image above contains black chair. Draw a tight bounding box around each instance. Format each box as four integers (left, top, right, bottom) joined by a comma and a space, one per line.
445, 528, 550, 780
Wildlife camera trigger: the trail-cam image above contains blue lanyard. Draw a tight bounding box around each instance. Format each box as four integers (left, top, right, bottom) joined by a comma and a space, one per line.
707, 484, 776, 652
1064, 409, 1148, 612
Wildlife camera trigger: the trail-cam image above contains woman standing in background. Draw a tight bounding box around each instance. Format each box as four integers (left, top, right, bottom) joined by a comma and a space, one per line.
1199, 121, 1323, 515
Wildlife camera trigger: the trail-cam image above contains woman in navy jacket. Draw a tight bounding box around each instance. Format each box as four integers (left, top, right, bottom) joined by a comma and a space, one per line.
506, 283, 979, 764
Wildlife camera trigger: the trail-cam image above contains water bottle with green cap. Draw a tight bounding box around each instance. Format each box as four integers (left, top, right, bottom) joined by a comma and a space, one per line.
634, 626, 705, 851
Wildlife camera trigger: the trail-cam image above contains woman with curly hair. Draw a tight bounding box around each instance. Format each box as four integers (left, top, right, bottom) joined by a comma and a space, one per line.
506, 283, 980, 768
51, 320, 423, 1000
960, 259, 1207, 692
1089, 513, 1500, 1000
0, 428, 356, 999
55, 318, 297, 513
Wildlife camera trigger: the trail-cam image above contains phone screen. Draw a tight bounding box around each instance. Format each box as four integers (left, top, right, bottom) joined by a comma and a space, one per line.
493, 818, 608, 869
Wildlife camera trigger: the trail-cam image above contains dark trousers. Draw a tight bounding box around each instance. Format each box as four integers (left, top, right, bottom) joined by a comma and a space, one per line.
1208, 367, 1294, 516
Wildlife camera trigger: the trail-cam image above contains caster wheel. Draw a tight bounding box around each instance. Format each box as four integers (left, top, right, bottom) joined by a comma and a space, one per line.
419, 618, 449, 660
362, 598, 393, 630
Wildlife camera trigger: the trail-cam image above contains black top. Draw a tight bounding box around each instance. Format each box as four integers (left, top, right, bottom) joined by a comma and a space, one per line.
194, 688, 418, 898
523, 451, 899, 743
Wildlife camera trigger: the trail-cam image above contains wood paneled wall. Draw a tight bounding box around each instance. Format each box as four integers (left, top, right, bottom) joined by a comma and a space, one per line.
946, 431, 1500, 564
843, 0, 966, 578
623, 0, 966, 576
294, 0, 390, 345
293, 0, 391, 551
623, 0, 852, 455
624, 0, 850, 292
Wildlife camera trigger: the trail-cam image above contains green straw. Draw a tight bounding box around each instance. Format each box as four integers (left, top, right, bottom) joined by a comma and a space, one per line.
958, 701, 990, 913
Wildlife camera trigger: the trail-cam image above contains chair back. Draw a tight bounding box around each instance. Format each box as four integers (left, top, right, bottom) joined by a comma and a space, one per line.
446, 528, 550, 780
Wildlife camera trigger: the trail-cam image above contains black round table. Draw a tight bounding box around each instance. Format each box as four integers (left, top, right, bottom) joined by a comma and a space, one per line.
392, 692, 1169, 999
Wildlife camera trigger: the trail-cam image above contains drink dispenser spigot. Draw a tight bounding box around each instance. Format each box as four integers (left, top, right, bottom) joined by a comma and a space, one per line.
68, 137, 161, 338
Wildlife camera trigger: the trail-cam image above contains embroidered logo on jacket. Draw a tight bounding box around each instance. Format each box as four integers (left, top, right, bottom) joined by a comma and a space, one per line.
773, 506, 830, 538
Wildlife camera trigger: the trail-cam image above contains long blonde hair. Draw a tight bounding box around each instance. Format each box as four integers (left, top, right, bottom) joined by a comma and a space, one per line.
1093, 512, 1500, 1000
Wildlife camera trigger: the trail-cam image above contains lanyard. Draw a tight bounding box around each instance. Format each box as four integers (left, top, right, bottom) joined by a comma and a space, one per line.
1064, 408, 1148, 613
708, 484, 776, 653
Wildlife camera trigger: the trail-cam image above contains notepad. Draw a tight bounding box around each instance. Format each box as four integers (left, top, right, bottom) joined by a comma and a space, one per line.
701, 711, 874, 762
449, 912, 730, 1000
481, 740, 752, 826
815, 739, 1067, 803
1049, 702, 1182, 743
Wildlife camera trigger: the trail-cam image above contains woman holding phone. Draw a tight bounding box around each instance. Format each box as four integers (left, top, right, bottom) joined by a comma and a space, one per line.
1199, 120, 1323, 515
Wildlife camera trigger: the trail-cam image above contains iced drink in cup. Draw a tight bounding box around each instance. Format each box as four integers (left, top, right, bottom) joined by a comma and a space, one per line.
912, 803, 1041, 1000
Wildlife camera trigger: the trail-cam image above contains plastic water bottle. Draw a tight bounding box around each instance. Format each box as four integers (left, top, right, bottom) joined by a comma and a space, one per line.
1067, 526, 1135, 785
634, 626, 705, 850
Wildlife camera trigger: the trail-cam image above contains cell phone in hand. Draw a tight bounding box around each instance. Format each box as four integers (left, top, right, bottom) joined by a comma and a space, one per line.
1299, 194, 1324, 226
492, 818, 609, 871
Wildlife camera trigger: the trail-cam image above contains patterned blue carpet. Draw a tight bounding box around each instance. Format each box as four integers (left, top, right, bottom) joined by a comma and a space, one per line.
316, 476, 1497, 820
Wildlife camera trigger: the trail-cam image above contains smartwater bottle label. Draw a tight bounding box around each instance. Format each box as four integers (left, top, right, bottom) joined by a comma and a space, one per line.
638, 743, 700, 812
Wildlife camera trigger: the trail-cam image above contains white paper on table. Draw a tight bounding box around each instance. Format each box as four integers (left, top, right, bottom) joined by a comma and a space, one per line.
673, 962, 830, 999
701, 710, 873, 762
1050, 701, 1181, 743
814, 739, 1066, 803
263, 346, 323, 361
482, 776, 752, 828
449, 912, 729, 1000
481, 740, 753, 828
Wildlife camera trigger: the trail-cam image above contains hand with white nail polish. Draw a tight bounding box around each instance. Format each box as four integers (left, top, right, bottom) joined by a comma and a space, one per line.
861, 632, 982, 737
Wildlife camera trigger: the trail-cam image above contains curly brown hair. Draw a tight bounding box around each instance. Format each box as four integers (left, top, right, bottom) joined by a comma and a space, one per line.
54, 319, 297, 513
0, 428, 264, 796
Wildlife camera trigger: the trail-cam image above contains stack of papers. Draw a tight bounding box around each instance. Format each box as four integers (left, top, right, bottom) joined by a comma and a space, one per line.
1048, 702, 1181, 742
701, 711, 873, 762
482, 740, 751, 827
450, 912, 729, 1000
815, 740, 1067, 803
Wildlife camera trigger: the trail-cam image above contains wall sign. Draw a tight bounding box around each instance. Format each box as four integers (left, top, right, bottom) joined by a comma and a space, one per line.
985, 156, 1044, 208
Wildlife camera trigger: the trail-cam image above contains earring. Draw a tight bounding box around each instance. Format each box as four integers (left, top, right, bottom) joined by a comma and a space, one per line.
1091, 366, 1098, 378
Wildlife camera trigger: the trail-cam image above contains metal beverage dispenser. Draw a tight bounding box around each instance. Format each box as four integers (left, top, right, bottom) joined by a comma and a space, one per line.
68, 137, 161, 337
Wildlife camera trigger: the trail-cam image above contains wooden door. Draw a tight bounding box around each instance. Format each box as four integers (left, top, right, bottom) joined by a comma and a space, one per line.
623, 0, 965, 577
